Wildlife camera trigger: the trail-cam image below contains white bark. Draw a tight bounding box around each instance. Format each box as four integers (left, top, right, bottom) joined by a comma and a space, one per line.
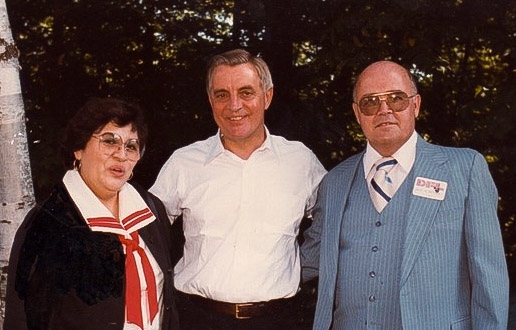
0, 0, 35, 327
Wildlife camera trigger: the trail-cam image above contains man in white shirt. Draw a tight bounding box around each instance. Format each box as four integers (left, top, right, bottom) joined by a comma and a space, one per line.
150, 48, 326, 329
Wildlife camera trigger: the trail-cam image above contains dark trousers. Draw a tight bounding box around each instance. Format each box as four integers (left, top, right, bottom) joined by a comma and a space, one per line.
175, 290, 308, 330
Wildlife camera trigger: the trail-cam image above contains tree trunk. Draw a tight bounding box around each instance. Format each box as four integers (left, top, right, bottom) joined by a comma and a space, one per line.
0, 0, 35, 327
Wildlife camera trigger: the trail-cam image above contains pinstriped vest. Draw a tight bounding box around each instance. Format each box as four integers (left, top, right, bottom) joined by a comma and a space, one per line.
333, 163, 414, 329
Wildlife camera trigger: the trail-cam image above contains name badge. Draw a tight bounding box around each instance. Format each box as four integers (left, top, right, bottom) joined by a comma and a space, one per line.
412, 177, 447, 200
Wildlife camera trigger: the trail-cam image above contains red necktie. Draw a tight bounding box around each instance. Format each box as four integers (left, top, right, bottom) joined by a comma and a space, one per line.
119, 232, 158, 329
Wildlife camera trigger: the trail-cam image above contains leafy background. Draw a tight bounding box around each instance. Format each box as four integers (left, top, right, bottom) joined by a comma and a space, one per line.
6, 0, 516, 325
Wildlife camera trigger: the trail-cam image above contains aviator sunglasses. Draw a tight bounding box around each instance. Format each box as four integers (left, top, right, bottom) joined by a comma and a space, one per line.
356, 91, 417, 116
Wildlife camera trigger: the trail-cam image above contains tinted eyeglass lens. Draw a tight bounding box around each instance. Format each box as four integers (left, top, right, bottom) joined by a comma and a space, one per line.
359, 92, 410, 115
98, 132, 141, 161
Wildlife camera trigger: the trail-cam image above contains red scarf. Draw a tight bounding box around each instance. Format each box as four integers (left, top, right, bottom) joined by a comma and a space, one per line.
119, 231, 158, 329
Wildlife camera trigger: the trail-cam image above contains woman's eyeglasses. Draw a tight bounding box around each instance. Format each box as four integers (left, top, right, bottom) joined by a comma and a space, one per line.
92, 132, 142, 161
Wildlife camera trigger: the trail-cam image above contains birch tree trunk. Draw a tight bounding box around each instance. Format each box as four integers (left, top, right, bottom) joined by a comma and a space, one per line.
0, 0, 35, 327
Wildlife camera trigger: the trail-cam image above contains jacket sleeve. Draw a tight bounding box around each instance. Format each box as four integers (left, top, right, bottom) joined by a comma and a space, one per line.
300, 178, 327, 283
465, 152, 509, 329
3, 207, 39, 329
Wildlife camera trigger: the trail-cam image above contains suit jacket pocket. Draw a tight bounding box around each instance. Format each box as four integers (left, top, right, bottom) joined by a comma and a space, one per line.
435, 206, 463, 224
450, 315, 471, 329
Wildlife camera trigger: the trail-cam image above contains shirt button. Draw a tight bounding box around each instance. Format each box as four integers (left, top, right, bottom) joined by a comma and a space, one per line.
369, 271, 376, 278
372, 246, 379, 252
375, 221, 382, 227
369, 295, 376, 302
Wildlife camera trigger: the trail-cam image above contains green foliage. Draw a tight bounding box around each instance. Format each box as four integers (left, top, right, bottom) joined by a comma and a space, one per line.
6, 0, 516, 285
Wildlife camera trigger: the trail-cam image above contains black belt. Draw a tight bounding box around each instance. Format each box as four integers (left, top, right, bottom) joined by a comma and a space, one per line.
179, 291, 293, 319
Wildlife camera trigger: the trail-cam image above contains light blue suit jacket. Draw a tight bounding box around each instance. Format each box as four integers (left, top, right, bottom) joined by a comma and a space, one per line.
301, 136, 509, 329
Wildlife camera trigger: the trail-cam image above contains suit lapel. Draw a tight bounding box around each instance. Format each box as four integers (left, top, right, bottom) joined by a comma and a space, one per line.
400, 137, 449, 286
139, 215, 170, 273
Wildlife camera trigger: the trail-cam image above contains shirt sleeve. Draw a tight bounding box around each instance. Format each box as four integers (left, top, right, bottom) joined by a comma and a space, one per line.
149, 153, 183, 224
304, 152, 327, 219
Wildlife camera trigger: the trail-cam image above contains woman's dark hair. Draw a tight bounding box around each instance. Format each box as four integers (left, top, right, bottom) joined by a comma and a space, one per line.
61, 97, 148, 169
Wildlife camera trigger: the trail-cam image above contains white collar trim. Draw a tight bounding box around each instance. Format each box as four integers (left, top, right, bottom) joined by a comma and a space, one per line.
63, 170, 156, 236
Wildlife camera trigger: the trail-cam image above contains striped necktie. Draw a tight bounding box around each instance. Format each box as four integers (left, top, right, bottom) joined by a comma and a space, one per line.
370, 157, 398, 212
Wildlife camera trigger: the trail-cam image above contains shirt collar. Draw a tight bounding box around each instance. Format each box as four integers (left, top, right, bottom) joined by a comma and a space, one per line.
63, 170, 156, 236
363, 131, 418, 178
205, 129, 226, 164
204, 126, 275, 164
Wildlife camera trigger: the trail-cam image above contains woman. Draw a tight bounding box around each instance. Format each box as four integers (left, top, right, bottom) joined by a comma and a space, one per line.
4, 97, 179, 330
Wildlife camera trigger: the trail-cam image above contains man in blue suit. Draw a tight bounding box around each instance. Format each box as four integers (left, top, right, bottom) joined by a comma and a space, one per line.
301, 60, 509, 329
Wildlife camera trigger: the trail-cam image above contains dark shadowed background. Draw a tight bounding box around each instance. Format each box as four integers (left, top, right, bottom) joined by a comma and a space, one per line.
5, 0, 516, 326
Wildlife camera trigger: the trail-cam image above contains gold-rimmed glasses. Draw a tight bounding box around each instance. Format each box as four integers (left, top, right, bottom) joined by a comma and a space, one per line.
91, 132, 142, 161
356, 91, 417, 116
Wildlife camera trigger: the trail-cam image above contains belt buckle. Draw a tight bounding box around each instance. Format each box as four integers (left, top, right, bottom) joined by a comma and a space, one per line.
235, 303, 253, 319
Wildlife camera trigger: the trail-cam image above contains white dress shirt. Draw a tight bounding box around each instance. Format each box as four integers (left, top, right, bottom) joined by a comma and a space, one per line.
150, 128, 326, 303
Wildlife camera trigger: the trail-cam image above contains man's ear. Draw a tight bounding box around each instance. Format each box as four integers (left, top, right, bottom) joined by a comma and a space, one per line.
264, 87, 274, 110
352, 102, 362, 125
413, 94, 421, 118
